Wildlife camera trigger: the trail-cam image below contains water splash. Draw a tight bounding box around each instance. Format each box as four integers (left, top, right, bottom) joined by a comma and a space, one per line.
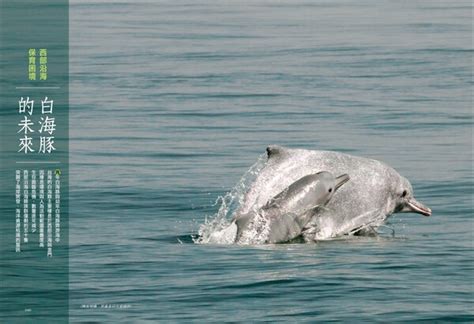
194, 153, 267, 244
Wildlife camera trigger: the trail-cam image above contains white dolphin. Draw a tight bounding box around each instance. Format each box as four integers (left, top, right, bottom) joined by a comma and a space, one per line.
234, 145, 431, 241
232, 171, 349, 244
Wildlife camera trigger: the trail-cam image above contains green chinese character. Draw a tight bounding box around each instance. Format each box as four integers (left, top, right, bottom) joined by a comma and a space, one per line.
28, 48, 36, 56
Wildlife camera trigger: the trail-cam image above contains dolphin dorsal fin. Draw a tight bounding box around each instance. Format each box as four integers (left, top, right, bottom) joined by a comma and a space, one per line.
266, 145, 289, 161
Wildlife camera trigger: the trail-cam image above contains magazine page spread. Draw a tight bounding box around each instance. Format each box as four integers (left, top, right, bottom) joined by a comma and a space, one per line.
0, 1, 472, 323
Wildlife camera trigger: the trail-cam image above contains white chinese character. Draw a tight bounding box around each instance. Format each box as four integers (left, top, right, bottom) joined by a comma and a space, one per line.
18, 136, 34, 153
17, 116, 35, 134
41, 97, 54, 114
38, 116, 56, 134
19, 97, 34, 115
39, 136, 56, 154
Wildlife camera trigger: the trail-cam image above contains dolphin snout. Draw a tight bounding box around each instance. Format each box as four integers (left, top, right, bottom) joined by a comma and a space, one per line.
334, 174, 350, 191
406, 198, 432, 217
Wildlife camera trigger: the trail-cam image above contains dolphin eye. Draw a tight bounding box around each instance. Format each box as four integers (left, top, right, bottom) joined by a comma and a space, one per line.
328, 188, 332, 193
401, 190, 407, 198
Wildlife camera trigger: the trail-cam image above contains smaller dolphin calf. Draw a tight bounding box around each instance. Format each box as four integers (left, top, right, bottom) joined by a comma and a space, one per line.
232, 171, 349, 244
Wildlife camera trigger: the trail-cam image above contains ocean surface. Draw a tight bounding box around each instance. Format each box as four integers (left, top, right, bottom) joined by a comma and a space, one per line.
69, 1, 472, 322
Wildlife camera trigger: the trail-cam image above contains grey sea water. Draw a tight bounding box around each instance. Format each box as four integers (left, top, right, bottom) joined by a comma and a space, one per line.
69, 1, 472, 322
